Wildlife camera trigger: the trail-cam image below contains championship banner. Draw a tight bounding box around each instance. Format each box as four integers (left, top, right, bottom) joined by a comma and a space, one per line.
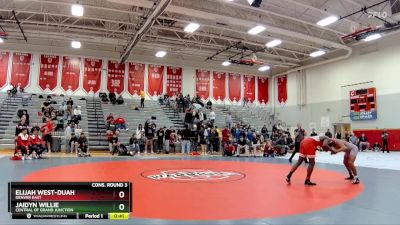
213, 71, 226, 102
128, 62, 145, 96
61, 56, 81, 92
10, 52, 32, 88
244, 75, 255, 102
0, 51, 10, 89
228, 73, 241, 102
166, 66, 182, 96
257, 77, 269, 104
277, 75, 288, 103
83, 58, 102, 93
107, 60, 125, 94
39, 55, 59, 91
147, 64, 164, 97
195, 69, 210, 100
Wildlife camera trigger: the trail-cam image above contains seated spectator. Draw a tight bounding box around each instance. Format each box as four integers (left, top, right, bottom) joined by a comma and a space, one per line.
206, 100, 212, 109
335, 131, 342, 139
250, 133, 262, 156
223, 141, 235, 156
274, 134, 289, 155
107, 120, 117, 133
15, 117, 29, 137
263, 140, 275, 157
16, 128, 30, 159
28, 128, 47, 159
109, 132, 120, 154
66, 97, 74, 107
310, 128, 318, 136
373, 141, 382, 152
115, 115, 128, 131
261, 125, 269, 139
106, 113, 114, 124
17, 110, 30, 125
41, 99, 51, 112
209, 109, 216, 125
74, 123, 83, 139
325, 129, 333, 138
73, 105, 82, 122
77, 133, 90, 157
359, 133, 370, 151
235, 136, 249, 157
69, 133, 79, 153
116, 95, 124, 105
109, 93, 117, 104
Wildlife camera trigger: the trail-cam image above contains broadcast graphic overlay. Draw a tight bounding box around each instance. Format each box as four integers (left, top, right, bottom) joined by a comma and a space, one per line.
8, 182, 132, 220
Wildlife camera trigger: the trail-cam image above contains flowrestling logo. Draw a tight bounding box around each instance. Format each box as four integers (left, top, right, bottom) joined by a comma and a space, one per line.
141, 169, 246, 183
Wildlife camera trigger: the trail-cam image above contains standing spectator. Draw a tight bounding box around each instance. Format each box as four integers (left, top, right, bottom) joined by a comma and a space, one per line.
40, 118, 54, 153
64, 123, 72, 153
144, 122, 155, 154
140, 90, 145, 108
325, 129, 333, 138
382, 129, 390, 153
209, 109, 216, 125
184, 109, 193, 128
310, 128, 318, 136
358, 133, 370, 151
164, 127, 172, 153
349, 133, 358, 146
181, 125, 192, 154
225, 112, 233, 129
156, 127, 165, 153
169, 129, 178, 153
199, 126, 208, 155
289, 123, 307, 163
222, 126, 230, 149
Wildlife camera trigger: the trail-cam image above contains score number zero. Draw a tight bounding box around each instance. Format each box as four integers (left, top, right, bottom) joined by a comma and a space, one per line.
115, 190, 127, 211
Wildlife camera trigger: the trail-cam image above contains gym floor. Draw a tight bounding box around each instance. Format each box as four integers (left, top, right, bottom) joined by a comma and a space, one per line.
1, 155, 399, 225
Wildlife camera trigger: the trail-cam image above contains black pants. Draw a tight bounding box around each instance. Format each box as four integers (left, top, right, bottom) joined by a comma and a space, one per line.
29, 145, 47, 156
382, 140, 389, 153
289, 142, 308, 163
140, 98, 145, 108
157, 139, 163, 152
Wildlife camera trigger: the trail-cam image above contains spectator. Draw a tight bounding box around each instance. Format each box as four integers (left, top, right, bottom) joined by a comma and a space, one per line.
66, 97, 74, 107
16, 128, 30, 159
115, 115, 128, 131
77, 133, 89, 157
69, 133, 79, 154
156, 127, 165, 153
135, 124, 144, 150
325, 129, 333, 138
109, 133, 119, 155
106, 113, 114, 124
116, 95, 124, 105
15, 117, 29, 137
28, 128, 47, 159
289, 123, 307, 163
349, 133, 358, 146
73, 106, 82, 123
169, 129, 178, 153
129, 133, 140, 156
373, 141, 382, 152
74, 123, 82, 139
199, 126, 208, 155
164, 126, 172, 153
225, 112, 233, 129
140, 90, 145, 108
64, 123, 72, 153
40, 118, 55, 153
209, 109, 216, 125
359, 133, 370, 151
144, 121, 155, 154
310, 128, 318, 136
206, 100, 212, 109
222, 126, 230, 148
17, 110, 30, 125
106, 120, 117, 133
277, 123, 284, 131
236, 136, 249, 157
335, 131, 342, 139
184, 109, 193, 128
261, 125, 269, 139
382, 129, 390, 153
181, 125, 192, 154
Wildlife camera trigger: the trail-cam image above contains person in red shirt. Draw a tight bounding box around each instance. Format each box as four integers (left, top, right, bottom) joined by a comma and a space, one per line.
28, 128, 47, 158
115, 115, 128, 131
41, 118, 55, 153
16, 128, 30, 159
286, 136, 329, 186
222, 126, 231, 148
106, 113, 114, 124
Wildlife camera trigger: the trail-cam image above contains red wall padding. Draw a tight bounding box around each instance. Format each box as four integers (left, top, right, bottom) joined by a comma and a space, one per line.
353, 129, 400, 151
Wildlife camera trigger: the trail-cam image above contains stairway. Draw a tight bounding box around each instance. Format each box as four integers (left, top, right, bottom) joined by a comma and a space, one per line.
160, 104, 185, 129
0, 95, 21, 149
86, 98, 108, 150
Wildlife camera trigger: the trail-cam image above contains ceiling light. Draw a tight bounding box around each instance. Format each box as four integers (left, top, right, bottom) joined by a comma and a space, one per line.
247, 0, 262, 7
266, 39, 282, 48
155, 51, 167, 58
309, 50, 326, 57
363, 33, 382, 42
0, 38, 3, 43
71, 4, 84, 17
71, 41, 81, 49
317, 16, 339, 27
222, 60, 231, 66
248, 25, 266, 35
258, 65, 270, 71
184, 23, 200, 33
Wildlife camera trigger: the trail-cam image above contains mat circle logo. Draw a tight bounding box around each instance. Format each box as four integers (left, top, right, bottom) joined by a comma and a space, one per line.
141, 168, 246, 183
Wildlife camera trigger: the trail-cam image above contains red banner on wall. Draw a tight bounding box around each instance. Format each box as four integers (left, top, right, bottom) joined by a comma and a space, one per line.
128, 62, 145, 96
258, 77, 269, 104
277, 75, 288, 103
195, 69, 210, 100
213, 71, 226, 101
83, 58, 102, 93
244, 75, 255, 102
147, 64, 164, 96
61, 56, 81, 92
228, 73, 241, 102
107, 60, 125, 94
39, 55, 59, 91
10, 52, 32, 88
0, 51, 10, 89
166, 66, 182, 96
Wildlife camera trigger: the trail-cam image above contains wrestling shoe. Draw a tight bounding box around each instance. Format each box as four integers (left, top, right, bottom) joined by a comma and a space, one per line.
304, 180, 317, 186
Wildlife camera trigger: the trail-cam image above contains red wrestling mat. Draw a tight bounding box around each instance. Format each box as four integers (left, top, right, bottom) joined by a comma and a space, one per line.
23, 160, 364, 220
